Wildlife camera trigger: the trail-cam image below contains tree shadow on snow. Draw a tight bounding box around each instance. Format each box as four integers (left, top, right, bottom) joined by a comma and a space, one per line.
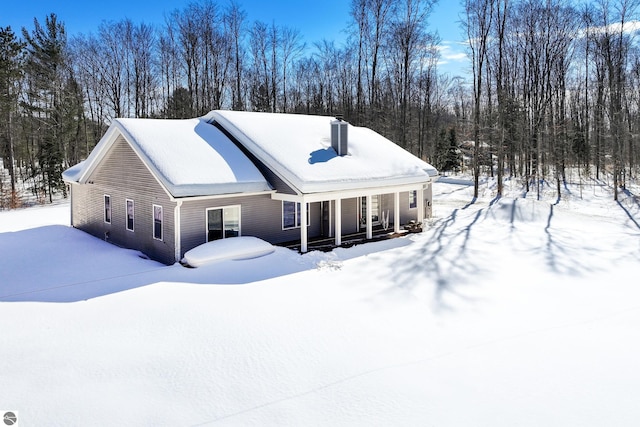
372, 206, 488, 312
618, 189, 640, 230
507, 199, 603, 276
373, 192, 627, 312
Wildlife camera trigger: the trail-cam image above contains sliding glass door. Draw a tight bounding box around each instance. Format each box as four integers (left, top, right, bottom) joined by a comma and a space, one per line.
207, 206, 240, 242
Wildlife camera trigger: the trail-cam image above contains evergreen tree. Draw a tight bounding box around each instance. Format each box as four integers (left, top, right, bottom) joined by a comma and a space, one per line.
443, 127, 461, 172
435, 127, 461, 173
163, 87, 193, 118
0, 26, 25, 208
22, 14, 73, 202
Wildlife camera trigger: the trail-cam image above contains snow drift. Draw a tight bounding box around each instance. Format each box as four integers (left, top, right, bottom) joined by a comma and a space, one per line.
182, 236, 275, 267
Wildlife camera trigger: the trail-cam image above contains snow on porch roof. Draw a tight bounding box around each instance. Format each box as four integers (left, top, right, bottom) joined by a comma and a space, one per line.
64, 117, 272, 198
207, 110, 438, 194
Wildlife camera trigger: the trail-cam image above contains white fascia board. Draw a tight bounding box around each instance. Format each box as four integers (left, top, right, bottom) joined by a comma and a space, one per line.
168, 182, 273, 198
271, 180, 431, 204
76, 119, 272, 201
170, 189, 276, 203
74, 121, 176, 200
62, 162, 84, 183
76, 124, 121, 184
295, 174, 433, 194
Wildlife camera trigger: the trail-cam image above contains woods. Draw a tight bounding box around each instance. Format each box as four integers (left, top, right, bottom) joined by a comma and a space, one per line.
1, 0, 639, 208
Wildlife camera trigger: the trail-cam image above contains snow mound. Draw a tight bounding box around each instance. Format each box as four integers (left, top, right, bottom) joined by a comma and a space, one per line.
182, 236, 275, 267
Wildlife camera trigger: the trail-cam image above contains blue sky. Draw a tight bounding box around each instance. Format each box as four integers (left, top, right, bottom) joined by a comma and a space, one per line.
3, 0, 468, 75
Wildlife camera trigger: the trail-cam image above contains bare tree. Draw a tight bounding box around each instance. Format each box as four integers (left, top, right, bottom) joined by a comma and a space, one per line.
591, 0, 640, 200
158, 22, 183, 118
98, 21, 128, 118
464, 0, 494, 198
280, 26, 305, 112
367, 0, 394, 111
386, 0, 437, 150
490, 0, 509, 196
248, 21, 271, 112
225, 1, 247, 110
129, 22, 156, 118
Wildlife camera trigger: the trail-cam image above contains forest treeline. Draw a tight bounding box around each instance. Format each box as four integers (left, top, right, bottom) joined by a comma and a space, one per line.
0, 0, 639, 208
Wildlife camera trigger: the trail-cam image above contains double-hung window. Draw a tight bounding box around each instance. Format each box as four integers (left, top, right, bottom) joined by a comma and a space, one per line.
126, 199, 135, 231
104, 195, 111, 223
282, 201, 309, 229
153, 205, 163, 240
409, 190, 418, 209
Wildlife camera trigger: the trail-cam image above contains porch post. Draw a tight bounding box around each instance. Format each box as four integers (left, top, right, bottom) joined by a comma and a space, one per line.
335, 198, 342, 246
300, 201, 308, 252
174, 200, 183, 262
394, 191, 401, 233
418, 187, 425, 224
366, 194, 372, 240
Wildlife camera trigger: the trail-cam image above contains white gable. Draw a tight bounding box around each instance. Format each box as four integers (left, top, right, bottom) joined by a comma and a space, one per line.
64, 117, 272, 198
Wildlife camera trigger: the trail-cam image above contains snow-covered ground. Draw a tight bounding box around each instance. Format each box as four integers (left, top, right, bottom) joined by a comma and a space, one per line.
1, 176, 639, 426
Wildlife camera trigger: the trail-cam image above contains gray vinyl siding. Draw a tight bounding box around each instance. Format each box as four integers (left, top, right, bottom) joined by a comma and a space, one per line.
330, 192, 418, 236
424, 182, 433, 218
378, 191, 419, 226
179, 195, 322, 258
72, 136, 176, 264
340, 198, 359, 234
258, 167, 297, 195
69, 182, 91, 229
400, 190, 419, 223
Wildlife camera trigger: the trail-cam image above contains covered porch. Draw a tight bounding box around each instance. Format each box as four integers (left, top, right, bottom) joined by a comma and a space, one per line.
272, 182, 432, 253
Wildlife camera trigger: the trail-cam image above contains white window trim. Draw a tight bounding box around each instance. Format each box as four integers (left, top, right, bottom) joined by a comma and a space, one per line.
205, 205, 242, 241
153, 204, 163, 241
282, 201, 310, 230
104, 194, 111, 224
126, 199, 135, 232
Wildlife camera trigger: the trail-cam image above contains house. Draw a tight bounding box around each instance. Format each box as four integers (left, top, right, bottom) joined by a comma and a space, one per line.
62, 110, 438, 265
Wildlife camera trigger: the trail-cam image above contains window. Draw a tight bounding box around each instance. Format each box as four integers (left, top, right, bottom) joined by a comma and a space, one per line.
409, 190, 417, 209
282, 201, 310, 229
360, 195, 380, 226
206, 206, 240, 242
126, 199, 134, 231
153, 205, 163, 240
104, 195, 111, 224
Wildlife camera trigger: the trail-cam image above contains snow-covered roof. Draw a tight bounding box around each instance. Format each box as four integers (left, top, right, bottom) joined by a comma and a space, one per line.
63, 117, 272, 198
63, 111, 437, 198
207, 110, 437, 194
61, 161, 85, 183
